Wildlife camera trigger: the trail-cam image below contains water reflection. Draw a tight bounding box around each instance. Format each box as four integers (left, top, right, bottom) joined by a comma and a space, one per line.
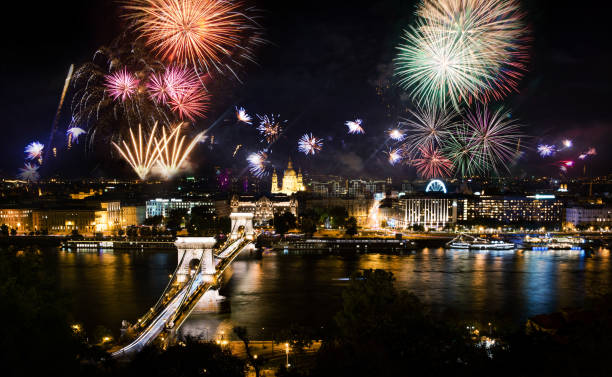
39, 247, 612, 339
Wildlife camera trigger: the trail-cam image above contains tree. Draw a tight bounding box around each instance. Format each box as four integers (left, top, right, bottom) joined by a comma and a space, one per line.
139, 227, 152, 237
10, 228, 17, 236
274, 212, 296, 237
345, 217, 358, 237
234, 326, 264, 377
144, 215, 163, 227
166, 209, 188, 231
117, 228, 125, 237
299, 217, 317, 235
71, 229, 80, 237
0, 224, 8, 236
329, 206, 349, 228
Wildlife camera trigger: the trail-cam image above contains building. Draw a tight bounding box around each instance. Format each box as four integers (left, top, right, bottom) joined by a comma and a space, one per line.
466, 194, 563, 225
388, 196, 461, 230
120, 206, 146, 228
0, 208, 33, 232
145, 198, 215, 218
302, 197, 372, 227
230, 194, 298, 226
566, 205, 612, 227
33, 209, 97, 234
271, 160, 305, 195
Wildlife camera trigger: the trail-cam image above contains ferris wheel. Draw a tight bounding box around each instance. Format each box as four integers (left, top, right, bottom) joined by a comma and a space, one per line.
425, 179, 447, 194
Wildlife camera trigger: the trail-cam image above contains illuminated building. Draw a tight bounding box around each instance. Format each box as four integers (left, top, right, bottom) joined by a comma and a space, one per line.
271, 160, 305, 195
0, 209, 33, 232
33, 209, 97, 234
389, 196, 461, 230
230, 194, 297, 226
70, 189, 102, 200
466, 194, 563, 225
120, 206, 146, 228
146, 198, 215, 218
303, 198, 372, 226
566, 206, 612, 227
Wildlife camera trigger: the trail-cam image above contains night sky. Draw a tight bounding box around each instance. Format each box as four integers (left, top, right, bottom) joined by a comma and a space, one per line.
2, 0, 611, 179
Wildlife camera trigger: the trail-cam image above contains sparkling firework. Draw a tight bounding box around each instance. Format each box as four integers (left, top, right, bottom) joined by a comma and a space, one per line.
247, 151, 268, 177
387, 128, 405, 141
578, 154, 587, 160
257, 114, 284, 143
25, 142, 44, 162
155, 125, 204, 179
124, 0, 262, 76
412, 145, 453, 179
105, 68, 140, 101
345, 119, 365, 134
442, 125, 481, 177
298, 133, 323, 155
386, 148, 403, 165
561, 160, 574, 167
235, 107, 252, 124
537, 144, 556, 157
402, 106, 454, 156
168, 87, 209, 121
233, 144, 242, 157
562, 139, 572, 148
112, 124, 160, 180
67, 127, 86, 142
587, 147, 597, 156
147, 65, 200, 105
464, 106, 522, 174
18, 163, 40, 182
394, 0, 529, 108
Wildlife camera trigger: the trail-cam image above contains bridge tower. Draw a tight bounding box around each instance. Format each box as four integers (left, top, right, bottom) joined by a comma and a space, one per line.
175, 237, 217, 283
229, 212, 255, 240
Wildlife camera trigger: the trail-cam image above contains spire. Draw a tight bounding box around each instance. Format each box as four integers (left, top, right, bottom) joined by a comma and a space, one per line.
287, 159, 293, 170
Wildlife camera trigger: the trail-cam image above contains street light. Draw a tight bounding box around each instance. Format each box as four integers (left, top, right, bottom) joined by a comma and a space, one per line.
285, 342, 290, 368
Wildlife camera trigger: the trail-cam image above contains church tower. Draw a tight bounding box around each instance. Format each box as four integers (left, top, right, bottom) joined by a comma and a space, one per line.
271, 169, 279, 193
297, 168, 305, 191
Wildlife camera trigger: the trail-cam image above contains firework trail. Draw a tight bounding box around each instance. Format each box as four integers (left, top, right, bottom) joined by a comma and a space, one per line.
298, 133, 323, 155
463, 106, 522, 175
247, 151, 268, 177
18, 163, 40, 182
25, 142, 44, 164
345, 119, 365, 134
233, 144, 242, 157
402, 106, 454, 156
394, 0, 529, 108
155, 124, 204, 179
235, 106, 252, 124
112, 123, 160, 180
257, 114, 284, 143
537, 144, 556, 157
412, 145, 453, 179
105, 67, 140, 101
46, 64, 74, 161
124, 0, 263, 78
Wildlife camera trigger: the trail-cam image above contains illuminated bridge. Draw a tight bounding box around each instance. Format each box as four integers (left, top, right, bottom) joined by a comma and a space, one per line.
112, 213, 256, 357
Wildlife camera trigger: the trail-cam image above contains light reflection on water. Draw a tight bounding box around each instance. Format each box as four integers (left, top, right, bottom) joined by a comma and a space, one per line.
42, 247, 611, 338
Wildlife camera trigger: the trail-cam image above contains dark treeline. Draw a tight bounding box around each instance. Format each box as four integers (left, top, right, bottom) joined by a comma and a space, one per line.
2, 248, 611, 377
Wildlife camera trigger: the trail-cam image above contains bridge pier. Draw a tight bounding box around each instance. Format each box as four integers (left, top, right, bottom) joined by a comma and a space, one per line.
175, 237, 217, 283
230, 212, 255, 240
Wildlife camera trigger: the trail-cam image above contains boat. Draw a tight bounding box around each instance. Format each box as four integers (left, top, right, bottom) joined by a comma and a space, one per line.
446, 234, 515, 250
522, 234, 585, 251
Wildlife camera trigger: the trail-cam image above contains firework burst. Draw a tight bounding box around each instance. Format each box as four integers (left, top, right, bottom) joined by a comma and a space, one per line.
155, 124, 204, 179
235, 106, 252, 124
464, 106, 522, 175
105, 68, 140, 101
257, 114, 284, 144
562, 139, 572, 149
442, 125, 481, 177
18, 163, 40, 182
388, 128, 405, 141
298, 133, 323, 155
345, 119, 365, 134
395, 0, 529, 108
112, 123, 160, 180
412, 145, 453, 179
147, 65, 201, 105
537, 144, 556, 157
168, 87, 209, 121
124, 0, 262, 76
402, 106, 455, 156
386, 148, 403, 165
247, 151, 268, 177
25, 141, 44, 163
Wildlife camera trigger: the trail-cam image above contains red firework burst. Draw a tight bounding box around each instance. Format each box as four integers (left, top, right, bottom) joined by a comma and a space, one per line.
413, 145, 453, 179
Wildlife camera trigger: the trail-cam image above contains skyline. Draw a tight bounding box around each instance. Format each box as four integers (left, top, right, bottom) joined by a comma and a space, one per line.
2, 0, 611, 179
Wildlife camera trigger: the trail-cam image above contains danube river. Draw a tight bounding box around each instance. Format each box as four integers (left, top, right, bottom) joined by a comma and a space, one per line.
44, 247, 612, 339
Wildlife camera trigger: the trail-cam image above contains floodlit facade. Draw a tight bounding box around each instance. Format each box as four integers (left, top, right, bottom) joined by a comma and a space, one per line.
389, 196, 460, 229
230, 195, 298, 225
271, 160, 305, 195
145, 198, 215, 218
0, 209, 33, 232
466, 194, 563, 224
566, 206, 612, 226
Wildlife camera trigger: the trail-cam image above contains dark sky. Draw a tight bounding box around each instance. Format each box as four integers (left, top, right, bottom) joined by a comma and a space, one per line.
1, 0, 611, 179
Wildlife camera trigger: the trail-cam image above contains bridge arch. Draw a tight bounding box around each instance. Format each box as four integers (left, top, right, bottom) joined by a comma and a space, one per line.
230, 212, 254, 240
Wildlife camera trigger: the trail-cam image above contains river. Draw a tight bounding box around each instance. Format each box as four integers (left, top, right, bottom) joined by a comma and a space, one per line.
41, 246, 612, 339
